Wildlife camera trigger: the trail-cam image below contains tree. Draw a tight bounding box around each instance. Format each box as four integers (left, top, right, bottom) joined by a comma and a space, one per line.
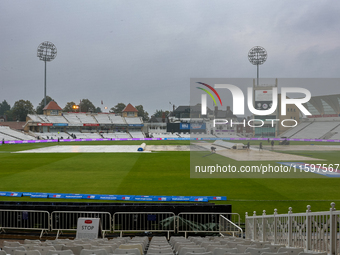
0, 100, 11, 115
79, 99, 96, 112
11, 100, 35, 121
95, 107, 102, 113
36, 96, 54, 114
63, 101, 77, 112
4, 109, 14, 121
135, 105, 149, 121
110, 103, 126, 114
153, 109, 170, 118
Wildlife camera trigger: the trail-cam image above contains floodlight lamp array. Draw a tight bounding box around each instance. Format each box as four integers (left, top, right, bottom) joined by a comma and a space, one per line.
37, 41, 57, 61
248, 46, 267, 65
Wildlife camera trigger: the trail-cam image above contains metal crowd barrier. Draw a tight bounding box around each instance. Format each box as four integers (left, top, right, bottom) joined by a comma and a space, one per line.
219, 214, 243, 237
0, 209, 50, 238
113, 212, 176, 239
0, 209, 239, 239
177, 212, 241, 238
51, 211, 112, 238
245, 203, 340, 255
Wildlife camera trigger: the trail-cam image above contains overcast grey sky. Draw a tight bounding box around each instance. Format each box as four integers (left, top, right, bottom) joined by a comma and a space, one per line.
1, 0, 340, 115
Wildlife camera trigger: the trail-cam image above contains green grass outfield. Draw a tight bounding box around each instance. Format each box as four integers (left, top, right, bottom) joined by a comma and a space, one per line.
1, 140, 340, 222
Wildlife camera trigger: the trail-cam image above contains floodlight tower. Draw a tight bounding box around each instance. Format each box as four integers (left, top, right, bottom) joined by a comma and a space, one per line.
248, 46, 267, 86
37, 41, 57, 106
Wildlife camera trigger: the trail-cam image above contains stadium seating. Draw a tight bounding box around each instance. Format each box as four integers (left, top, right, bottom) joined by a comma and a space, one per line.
290, 121, 340, 139
245, 248, 272, 255
94, 114, 113, 124
114, 248, 140, 255
68, 132, 102, 139
150, 133, 179, 138
263, 244, 285, 252
124, 117, 143, 125
45, 116, 68, 124
27, 114, 44, 122
14, 251, 42, 255
0, 126, 36, 141
237, 245, 257, 253
205, 245, 228, 252
4, 241, 23, 247
213, 248, 238, 255
298, 253, 327, 255
250, 242, 271, 249
261, 252, 288, 255
24, 240, 41, 244
91, 246, 113, 254
62, 114, 83, 125
32, 247, 56, 255
329, 124, 340, 139
34, 132, 70, 139
76, 114, 97, 124
3, 246, 26, 254
62, 246, 83, 255
46, 250, 74, 255
101, 132, 131, 139
79, 249, 107, 255
0, 132, 19, 141
129, 131, 145, 138
109, 116, 126, 125
277, 248, 304, 255
280, 120, 340, 139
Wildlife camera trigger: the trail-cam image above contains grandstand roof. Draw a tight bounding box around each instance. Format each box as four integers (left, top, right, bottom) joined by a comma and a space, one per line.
123, 103, 138, 112
303, 94, 340, 116
0, 121, 25, 130
43, 101, 62, 111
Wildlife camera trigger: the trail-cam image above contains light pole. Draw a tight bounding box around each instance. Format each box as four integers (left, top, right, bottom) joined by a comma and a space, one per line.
37, 41, 57, 106
248, 46, 267, 86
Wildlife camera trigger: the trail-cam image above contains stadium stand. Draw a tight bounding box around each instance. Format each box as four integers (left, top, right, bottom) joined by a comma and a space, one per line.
101, 132, 131, 139
27, 114, 43, 123
125, 117, 143, 125
178, 132, 190, 138
279, 121, 312, 138
129, 130, 145, 138
215, 132, 240, 138
36, 115, 68, 124
330, 124, 340, 139
94, 114, 113, 124
76, 114, 98, 124
70, 132, 102, 139
63, 113, 83, 126
190, 133, 217, 138
0, 126, 36, 141
109, 115, 126, 125
34, 132, 70, 139
150, 133, 179, 138
0, 132, 19, 141
290, 121, 340, 139
280, 120, 340, 139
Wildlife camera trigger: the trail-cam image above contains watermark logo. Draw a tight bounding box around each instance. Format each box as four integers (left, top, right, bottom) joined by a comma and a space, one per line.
196, 82, 223, 115
198, 83, 311, 116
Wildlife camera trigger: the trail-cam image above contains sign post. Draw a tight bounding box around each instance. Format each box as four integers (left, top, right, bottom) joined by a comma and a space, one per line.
76, 218, 102, 239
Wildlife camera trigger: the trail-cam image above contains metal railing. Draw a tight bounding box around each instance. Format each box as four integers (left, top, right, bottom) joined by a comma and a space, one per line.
113, 212, 176, 239
0, 209, 50, 238
51, 211, 111, 238
0, 209, 241, 239
177, 212, 241, 238
245, 203, 340, 255
219, 214, 243, 237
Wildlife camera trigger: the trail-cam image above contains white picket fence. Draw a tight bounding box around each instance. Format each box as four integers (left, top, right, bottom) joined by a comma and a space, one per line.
246, 202, 340, 255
